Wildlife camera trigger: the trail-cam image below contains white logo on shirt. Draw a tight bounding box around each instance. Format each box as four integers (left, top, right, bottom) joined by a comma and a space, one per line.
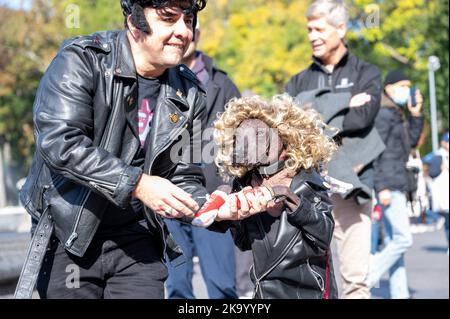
336, 78, 354, 89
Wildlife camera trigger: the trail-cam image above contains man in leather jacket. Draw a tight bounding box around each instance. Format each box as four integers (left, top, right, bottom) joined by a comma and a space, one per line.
211, 94, 339, 299
15, 0, 211, 299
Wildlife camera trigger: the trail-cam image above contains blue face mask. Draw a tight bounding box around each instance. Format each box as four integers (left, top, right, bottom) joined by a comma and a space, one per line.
392, 86, 410, 106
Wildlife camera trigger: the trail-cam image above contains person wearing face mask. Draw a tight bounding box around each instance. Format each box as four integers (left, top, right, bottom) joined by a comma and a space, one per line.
367, 70, 424, 299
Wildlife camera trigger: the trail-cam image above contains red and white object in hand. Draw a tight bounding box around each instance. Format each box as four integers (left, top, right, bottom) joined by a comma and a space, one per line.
191, 190, 229, 227
192, 187, 273, 227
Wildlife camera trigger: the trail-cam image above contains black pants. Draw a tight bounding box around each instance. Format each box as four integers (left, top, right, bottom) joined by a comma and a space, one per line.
37, 221, 168, 299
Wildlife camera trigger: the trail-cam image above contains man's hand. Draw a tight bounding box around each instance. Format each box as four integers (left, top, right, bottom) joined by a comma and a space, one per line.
378, 189, 392, 207
132, 173, 199, 218
408, 88, 423, 117
349, 93, 372, 108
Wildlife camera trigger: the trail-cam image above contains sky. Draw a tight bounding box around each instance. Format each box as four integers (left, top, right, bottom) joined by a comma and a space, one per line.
0, 0, 32, 10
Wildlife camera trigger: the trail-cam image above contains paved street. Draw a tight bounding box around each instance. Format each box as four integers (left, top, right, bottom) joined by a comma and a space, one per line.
371, 228, 449, 299
1, 225, 448, 299
191, 224, 449, 299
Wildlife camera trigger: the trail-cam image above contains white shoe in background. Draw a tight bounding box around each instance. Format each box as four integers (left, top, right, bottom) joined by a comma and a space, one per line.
435, 217, 446, 231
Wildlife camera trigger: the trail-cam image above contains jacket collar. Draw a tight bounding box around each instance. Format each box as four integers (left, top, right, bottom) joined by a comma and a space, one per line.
289, 168, 326, 193
312, 46, 351, 74
114, 30, 137, 79
381, 93, 406, 123
164, 66, 192, 111
381, 92, 400, 109
200, 51, 216, 75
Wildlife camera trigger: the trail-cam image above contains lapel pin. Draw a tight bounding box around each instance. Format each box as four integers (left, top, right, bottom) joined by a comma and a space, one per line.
176, 89, 183, 98
169, 113, 180, 123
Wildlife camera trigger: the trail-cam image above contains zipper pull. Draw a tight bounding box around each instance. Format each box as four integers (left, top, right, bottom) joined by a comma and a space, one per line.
254, 280, 260, 299
89, 181, 98, 189
89, 181, 115, 203
65, 232, 78, 248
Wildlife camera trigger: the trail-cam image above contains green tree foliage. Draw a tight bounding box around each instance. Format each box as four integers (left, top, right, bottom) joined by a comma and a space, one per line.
426, 0, 449, 135
199, 0, 448, 152
0, 0, 123, 172
0, 3, 55, 171
0, 0, 448, 171
199, 0, 312, 96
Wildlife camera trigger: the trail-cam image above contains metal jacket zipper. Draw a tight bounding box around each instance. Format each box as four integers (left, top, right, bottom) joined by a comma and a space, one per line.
65, 188, 90, 248
65, 81, 124, 249
147, 120, 189, 256
306, 258, 325, 293
254, 231, 300, 281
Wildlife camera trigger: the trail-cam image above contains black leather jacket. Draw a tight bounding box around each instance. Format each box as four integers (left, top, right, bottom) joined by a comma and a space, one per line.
19, 30, 208, 258
222, 169, 338, 299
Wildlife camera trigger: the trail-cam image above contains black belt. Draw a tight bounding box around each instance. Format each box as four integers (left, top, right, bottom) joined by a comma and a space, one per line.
14, 208, 54, 299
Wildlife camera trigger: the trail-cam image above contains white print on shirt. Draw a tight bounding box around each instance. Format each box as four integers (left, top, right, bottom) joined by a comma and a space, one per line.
138, 98, 154, 147
335, 77, 354, 89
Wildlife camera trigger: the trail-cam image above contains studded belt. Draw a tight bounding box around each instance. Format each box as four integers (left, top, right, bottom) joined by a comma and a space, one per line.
14, 208, 54, 299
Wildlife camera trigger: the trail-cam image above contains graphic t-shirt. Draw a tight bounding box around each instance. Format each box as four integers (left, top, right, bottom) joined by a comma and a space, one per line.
137, 74, 161, 149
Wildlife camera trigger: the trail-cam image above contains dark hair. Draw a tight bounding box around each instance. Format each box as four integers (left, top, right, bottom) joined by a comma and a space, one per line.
121, 0, 207, 33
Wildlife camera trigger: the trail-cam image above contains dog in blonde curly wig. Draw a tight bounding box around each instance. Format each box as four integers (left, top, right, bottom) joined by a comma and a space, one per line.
209, 93, 337, 216
214, 94, 336, 179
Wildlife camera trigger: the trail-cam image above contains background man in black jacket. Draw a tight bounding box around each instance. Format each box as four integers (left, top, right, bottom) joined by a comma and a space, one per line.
286, 0, 384, 298
164, 24, 240, 299
367, 70, 424, 299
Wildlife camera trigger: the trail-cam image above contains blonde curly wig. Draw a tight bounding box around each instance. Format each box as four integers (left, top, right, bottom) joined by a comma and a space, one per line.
214, 94, 337, 178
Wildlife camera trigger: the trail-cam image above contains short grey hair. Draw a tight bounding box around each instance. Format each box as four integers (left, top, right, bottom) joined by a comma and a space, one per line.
306, 0, 349, 27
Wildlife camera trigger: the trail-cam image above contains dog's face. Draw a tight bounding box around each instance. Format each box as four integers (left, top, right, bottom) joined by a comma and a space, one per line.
232, 119, 283, 169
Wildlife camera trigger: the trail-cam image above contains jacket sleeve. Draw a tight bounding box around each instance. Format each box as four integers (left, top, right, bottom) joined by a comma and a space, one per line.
408, 114, 424, 148
285, 71, 306, 97
342, 64, 382, 133
373, 108, 393, 192
286, 185, 334, 251
34, 44, 142, 209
